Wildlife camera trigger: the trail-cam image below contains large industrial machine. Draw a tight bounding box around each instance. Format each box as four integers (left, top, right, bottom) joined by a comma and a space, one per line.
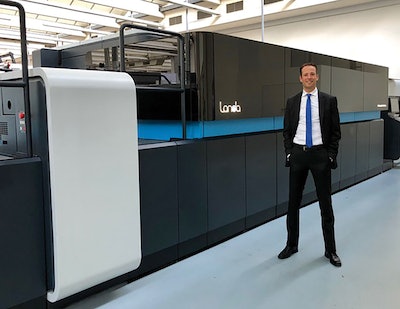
0, 0, 392, 308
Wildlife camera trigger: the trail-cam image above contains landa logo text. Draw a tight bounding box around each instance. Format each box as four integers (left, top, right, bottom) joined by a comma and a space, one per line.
219, 100, 242, 113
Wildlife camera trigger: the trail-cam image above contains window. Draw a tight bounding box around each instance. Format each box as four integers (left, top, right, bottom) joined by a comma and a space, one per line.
227, 1, 243, 13
197, 11, 212, 20
169, 15, 182, 26
264, 0, 283, 4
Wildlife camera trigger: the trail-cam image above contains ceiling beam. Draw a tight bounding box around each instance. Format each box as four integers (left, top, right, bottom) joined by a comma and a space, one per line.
16, 0, 162, 28
0, 13, 112, 37
0, 14, 86, 37
0, 28, 79, 45
82, 0, 164, 18
0, 41, 45, 50
40, 21, 111, 36
16, 0, 119, 28
164, 0, 220, 15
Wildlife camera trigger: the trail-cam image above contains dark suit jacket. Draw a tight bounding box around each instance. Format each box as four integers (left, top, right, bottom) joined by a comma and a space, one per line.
283, 91, 341, 169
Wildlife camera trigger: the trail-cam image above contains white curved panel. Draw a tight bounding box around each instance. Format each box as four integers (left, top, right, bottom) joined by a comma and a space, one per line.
28, 68, 141, 303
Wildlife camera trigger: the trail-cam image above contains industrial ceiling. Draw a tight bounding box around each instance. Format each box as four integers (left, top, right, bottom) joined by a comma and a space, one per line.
0, 0, 220, 62
0, 0, 392, 65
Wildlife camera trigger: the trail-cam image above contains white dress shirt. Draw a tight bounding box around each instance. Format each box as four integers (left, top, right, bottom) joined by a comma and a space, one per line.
293, 88, 323, 146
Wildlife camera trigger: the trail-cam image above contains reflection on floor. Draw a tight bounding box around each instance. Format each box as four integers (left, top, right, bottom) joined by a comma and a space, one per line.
68, 166, 400, 309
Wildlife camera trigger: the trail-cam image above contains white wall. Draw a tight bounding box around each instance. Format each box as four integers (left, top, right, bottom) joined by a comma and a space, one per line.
222, 3, 400, 80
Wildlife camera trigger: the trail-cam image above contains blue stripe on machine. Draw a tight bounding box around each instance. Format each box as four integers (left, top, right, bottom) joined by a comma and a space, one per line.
138, 111, 381, 140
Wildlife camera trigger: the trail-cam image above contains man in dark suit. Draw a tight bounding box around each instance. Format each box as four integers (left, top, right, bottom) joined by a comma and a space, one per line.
278, 63, 342, 267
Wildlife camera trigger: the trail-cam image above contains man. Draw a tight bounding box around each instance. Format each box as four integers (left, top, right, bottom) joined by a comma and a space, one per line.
279, 63, 342, 267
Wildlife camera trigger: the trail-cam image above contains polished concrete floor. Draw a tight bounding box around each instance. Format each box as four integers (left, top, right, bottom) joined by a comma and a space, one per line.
68, 166, 400, 309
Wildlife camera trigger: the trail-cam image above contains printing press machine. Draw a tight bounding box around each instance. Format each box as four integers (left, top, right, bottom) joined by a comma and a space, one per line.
0, 1, 392, 307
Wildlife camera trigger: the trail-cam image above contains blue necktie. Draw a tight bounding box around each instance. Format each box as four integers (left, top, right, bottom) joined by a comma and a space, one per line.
306, 94, 312, 148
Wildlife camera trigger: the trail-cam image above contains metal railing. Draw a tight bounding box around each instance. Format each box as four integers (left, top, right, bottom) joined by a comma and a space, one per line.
119, 24, 187, 139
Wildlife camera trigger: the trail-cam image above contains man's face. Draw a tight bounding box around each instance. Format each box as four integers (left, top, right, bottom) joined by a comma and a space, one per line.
299, 65, 319, 92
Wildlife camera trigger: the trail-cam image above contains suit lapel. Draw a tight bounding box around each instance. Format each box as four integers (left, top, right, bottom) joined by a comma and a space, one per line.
294, 93, 301, 126
318, 92, 325, 125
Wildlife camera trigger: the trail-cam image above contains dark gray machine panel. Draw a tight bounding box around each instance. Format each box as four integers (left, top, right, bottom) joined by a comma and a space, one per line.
368, 119, 384, 177
331, 58, 364, 113
355, 122, 370, 182
333, 65, 363, 112
138, 143, 179, 257
245, 133, 277, 227
0, 157, 46, 308
363, 64, 389, 111
206, 136, 246, 244
339, 123, 357, 189
177, 140, 208, 257
383, 111, 400, 160
0, 87, 27, 156
212, 33, 285, 119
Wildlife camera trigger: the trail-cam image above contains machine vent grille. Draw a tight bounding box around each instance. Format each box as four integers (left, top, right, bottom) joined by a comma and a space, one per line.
0, 122, 8, 135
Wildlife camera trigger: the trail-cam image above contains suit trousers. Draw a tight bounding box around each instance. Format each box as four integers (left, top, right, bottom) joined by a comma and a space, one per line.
287, 145, 336, 253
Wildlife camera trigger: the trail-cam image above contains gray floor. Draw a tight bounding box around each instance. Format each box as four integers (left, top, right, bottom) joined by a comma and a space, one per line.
68, 166, 400, 309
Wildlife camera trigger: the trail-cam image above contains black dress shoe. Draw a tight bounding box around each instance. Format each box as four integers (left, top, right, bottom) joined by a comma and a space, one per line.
278, 246, 298, 259
325, 251, 342, 267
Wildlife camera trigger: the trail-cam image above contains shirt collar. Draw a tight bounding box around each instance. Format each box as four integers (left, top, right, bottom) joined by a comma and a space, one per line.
302, 88, 318, 97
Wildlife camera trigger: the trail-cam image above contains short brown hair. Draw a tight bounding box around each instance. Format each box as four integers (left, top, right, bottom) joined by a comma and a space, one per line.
300, 63, 318, 76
